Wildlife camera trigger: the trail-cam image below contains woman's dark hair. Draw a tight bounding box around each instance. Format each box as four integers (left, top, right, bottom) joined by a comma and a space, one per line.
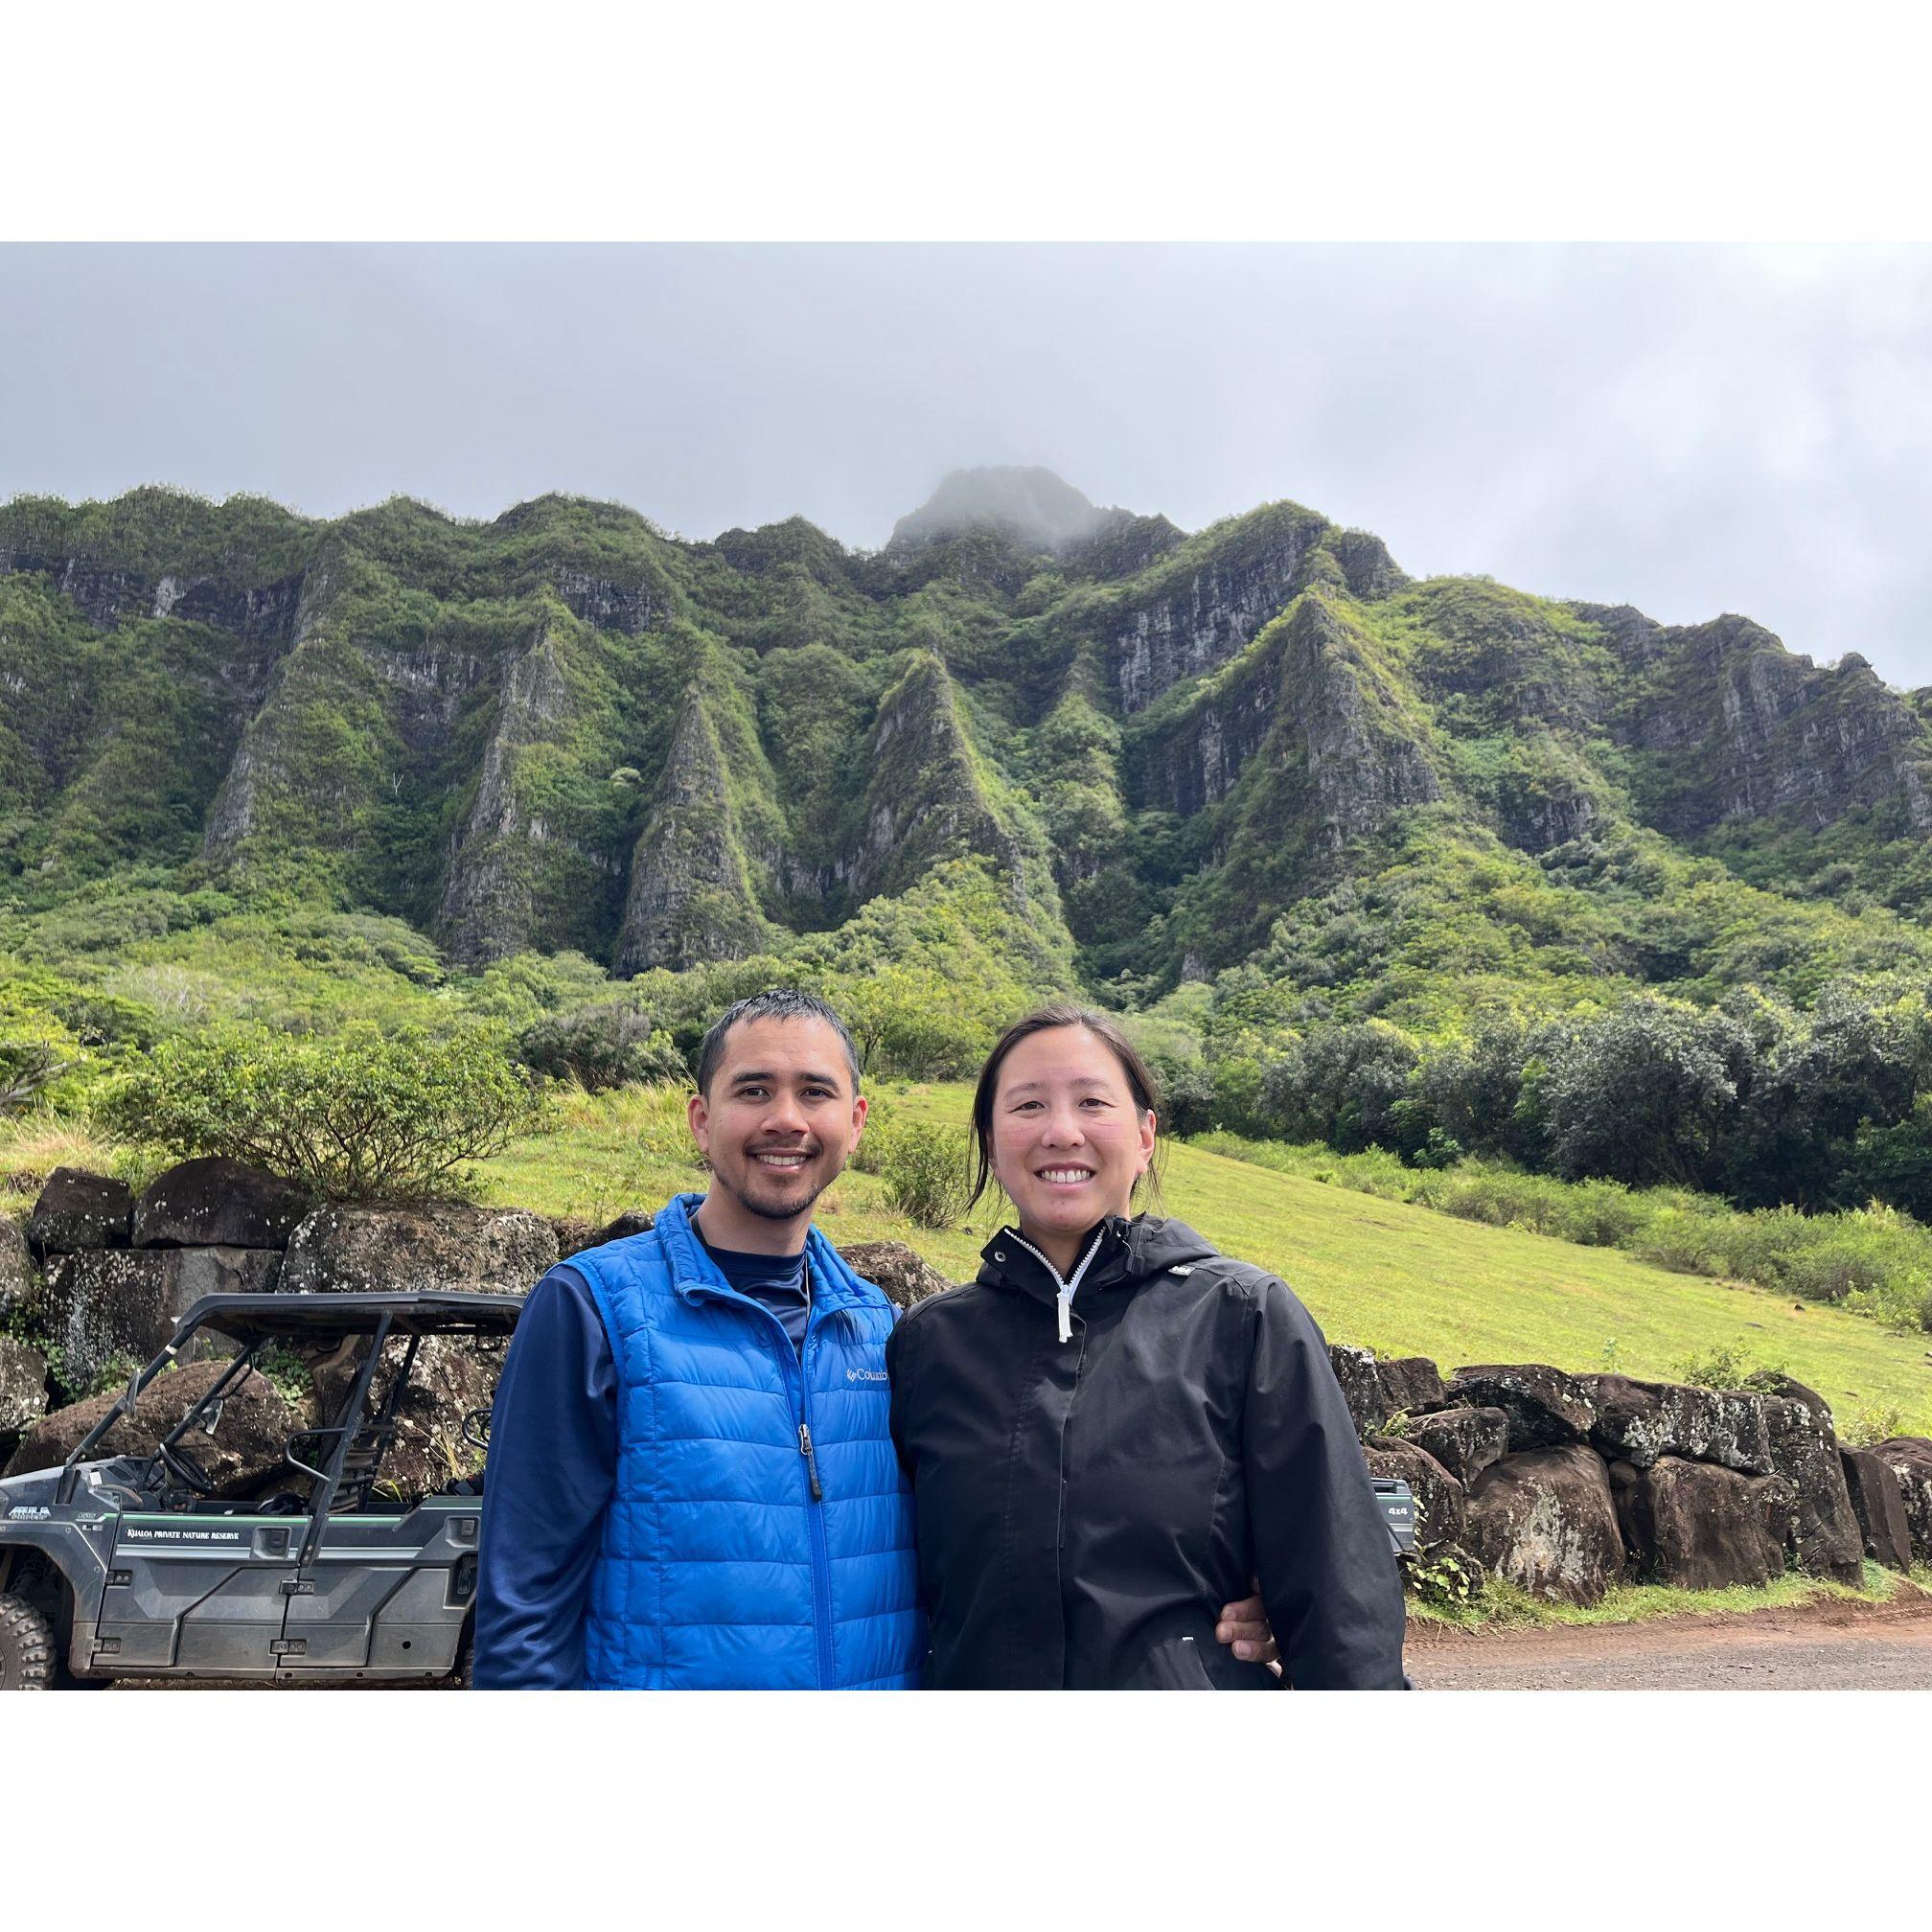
968, 1003, 1165, 1212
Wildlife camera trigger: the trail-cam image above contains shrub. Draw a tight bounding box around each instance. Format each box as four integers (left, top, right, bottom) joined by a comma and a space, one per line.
100, 1023, 545, 1201
871, 1119, 969, 1230
516, 1000, 687, 1092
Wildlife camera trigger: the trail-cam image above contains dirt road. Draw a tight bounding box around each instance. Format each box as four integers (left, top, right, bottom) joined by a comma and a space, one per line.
1408, 1587, 1932, 1690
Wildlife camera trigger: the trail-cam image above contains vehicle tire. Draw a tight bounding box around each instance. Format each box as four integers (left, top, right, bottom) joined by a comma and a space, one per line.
0, 1591, 58, 1691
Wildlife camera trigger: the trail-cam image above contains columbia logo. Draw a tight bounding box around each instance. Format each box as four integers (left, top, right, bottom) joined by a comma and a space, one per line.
846, 1368, 888, 1384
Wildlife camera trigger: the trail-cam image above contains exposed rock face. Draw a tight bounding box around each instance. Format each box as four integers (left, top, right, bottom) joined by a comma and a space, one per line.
1108, 504, 1332, 713
554, 566, 660, 635
29, 1167, 133, 1253
442, 627, 598, 966
1377, 1356, 1447, 1416
0, 546, 308, 644
837, 1241, 954, 1311
613, 695, 773, 974
1328, 1344, 1387, 1438
41, 1248, 282, 1393
1061, 511, 1187, 580
1872, 1438, 1932, 1565
280, 1204, 558, 1298
1447, 1364, 1598, 1451
132, 1157, 314, 1251
1404, 1407, 1510, 1489
1615, 1456, 1791, 1590
1580, 1374, 1775, 1476
1619, 614, 1932, 841
1758, 1388, 1865, 1584
0, 1215, 34, 1320
4, 1360, 297, 1494
1464, 1445, 1626, 1605
1839, 1446, 1915, 1571
1365, 1438, 1466, 1546
0, 1335, 49, 1435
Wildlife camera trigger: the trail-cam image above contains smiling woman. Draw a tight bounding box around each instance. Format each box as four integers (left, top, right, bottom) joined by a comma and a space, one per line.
886, 1002, 1411, 1690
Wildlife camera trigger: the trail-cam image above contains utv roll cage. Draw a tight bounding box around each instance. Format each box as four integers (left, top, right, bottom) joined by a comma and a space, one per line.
59, 1292, 523, 1562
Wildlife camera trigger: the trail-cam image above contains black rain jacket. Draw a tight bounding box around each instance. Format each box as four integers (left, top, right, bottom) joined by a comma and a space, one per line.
886, 1213, 1408, 1690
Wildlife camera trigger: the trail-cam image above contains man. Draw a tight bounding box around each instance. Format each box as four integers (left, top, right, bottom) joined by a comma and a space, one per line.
474, 987, 1276, 1688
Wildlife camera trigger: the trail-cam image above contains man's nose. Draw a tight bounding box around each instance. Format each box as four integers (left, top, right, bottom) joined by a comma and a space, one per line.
764, 1092, 809, 1136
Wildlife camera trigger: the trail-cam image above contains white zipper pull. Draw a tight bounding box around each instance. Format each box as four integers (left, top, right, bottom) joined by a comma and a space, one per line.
1056, 1292, 1073, 1345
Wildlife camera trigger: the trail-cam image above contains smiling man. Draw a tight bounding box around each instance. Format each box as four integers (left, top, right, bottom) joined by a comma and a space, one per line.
473, 986, 1278, 1690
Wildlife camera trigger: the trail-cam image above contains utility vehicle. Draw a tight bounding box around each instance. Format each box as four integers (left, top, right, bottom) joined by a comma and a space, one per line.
0, 1291, 519, 1689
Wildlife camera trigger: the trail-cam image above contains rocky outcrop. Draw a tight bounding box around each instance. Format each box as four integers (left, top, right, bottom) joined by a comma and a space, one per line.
1617, 614, 1932, 842
280, 1203, 556, 1298
29, 1168, 133, 1254
132, 1157, 313, 1251
838, 1240, 954, 1311
3, 1360, 298, 1493
1840, 1446, 1915, 1571
41, 1247, 281, 1393
1107, 503, 1334, 713
1446, 1364, 1598, 1451
1377, 1357, 1448, 1416
1615, 1457, 1791, 1590
613, 694, 775, 974
1464, 1445, 1626, 1605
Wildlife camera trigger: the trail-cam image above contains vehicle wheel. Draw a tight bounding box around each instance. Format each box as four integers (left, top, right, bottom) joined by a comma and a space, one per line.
0, 1591, 58, 1691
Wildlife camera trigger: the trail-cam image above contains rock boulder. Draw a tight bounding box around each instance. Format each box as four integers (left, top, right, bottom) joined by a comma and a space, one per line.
1464, 1445, 1626, 1605
1839, 1445, 1914, 1572
1378, 1356, 1448, 1416
1448, 1364, 1598, 1450
838, 1240, 954, 1311
280, 1203, 558, 1298
41, 1247, 281, 1394
1872, 1438, 1932, 1566
132, 1157, 313, 1250
0, 1334, 49, 1435
1328, 1345, 1387, 1438
1616, 1456, 1791, 1590
1759, 1392, 1864, 1584
1580, 1373, 1774, 1476
29, 1166, 133, 1253
1364, 1437, 1466, 1546
4, 1359, 298, 1494
1404, 1406, 1510, 1489
1, 1213, 34, 1321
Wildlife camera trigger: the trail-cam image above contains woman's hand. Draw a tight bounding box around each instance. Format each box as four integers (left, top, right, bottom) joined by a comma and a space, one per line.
1215, 1579, 1281, 1670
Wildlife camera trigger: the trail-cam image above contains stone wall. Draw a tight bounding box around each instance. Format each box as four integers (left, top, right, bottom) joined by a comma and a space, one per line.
8, 1162, 1930, 1611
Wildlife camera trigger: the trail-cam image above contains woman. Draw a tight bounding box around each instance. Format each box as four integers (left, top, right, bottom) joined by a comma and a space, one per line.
886, 1003, 1408, 1690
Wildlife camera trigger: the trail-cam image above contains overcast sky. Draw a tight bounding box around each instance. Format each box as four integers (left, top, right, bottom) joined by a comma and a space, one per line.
3, 243, 1928, 687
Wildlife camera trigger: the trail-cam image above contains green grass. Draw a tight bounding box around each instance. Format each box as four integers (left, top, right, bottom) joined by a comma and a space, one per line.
467, 1081, 1932, 1435
1410, 1562, 1932, 1631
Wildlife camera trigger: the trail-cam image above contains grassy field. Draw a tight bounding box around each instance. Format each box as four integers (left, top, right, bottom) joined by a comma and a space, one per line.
468, 1081, 1932, 1437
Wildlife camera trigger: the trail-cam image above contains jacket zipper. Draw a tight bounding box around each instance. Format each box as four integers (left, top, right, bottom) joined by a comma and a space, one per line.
689, 1260, 839, 1690
1003, 1227, 1107, 1343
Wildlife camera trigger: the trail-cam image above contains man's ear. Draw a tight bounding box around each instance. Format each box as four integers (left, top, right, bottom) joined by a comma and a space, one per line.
687, 1087, 711, 1159
849, 1092, 869, 1151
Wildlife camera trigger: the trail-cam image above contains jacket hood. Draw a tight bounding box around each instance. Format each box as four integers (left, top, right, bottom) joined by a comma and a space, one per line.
976, 1212, 1219, 1304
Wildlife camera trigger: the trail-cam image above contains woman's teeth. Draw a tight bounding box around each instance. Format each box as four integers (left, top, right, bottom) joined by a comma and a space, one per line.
1039, 1168, 1092, 1184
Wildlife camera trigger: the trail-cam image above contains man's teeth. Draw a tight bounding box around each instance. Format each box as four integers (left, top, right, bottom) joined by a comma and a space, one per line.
755, 1152, 810, 1166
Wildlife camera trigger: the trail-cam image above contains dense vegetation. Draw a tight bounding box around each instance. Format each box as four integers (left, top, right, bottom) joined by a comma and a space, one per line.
4, 479, 1932, 1345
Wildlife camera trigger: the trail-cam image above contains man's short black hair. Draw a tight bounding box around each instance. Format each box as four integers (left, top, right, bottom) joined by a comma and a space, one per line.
694, 989, 862, 1098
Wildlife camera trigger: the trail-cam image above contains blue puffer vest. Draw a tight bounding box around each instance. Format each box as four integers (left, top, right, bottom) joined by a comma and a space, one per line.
569, 1194, 925, 1690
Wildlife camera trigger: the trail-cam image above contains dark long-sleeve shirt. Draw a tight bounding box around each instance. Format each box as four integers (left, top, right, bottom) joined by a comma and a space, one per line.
472, 1237, 812, 1689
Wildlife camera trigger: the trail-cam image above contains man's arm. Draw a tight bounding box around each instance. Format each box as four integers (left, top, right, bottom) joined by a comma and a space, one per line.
1242, 1278, 1408, 1690
473, 1265, 617, 1689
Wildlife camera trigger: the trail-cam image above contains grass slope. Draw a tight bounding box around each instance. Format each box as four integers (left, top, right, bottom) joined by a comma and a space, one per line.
472, 1082, 1932, 1434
